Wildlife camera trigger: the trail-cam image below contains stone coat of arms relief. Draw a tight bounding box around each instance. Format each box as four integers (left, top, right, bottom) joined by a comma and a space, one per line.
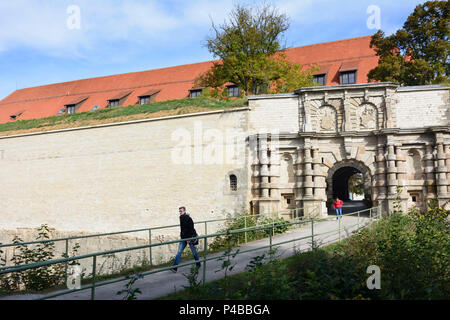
318, 106, 337, 131
358, 104, 377, 130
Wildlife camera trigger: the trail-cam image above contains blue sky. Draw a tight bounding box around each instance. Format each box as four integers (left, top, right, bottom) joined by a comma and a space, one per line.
0, 0, 427, 100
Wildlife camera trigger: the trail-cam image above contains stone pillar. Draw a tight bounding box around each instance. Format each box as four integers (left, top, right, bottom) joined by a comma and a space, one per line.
435, 142, 449, 207
303, 146, 314, 198
260, 138, 270, 198
294, 147, 304, 210
375, 144, 387, 213
395, 144, 408, 212
312, 147, 327, 217
386, 143, 399, 212
424, 143, 436, 202
301, 146, 319, 218
268, 142, 281, 203
445, 144, 450, 195
257, 135, 281, 215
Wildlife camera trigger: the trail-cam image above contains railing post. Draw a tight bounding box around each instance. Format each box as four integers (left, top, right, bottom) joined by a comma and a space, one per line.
370, 208, 372, 221
269, 228, 273, 252
202, 237, 207, 285
311, 218, 314, 250
244, 216, 247, 243
148, 229, 153, 267
64, 239, 69, 285
357, 210, 360, 230
338, 215, 341, 242
91, 255, 97, 300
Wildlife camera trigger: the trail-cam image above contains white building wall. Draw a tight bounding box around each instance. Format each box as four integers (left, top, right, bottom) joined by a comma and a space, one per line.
248, 95, 299, 134
394, 87, 449, 129
0, 109, 249, 238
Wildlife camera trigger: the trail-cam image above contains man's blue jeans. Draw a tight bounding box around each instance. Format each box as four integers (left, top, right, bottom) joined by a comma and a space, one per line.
173, 240, 200, 267
335, 207, 342, 219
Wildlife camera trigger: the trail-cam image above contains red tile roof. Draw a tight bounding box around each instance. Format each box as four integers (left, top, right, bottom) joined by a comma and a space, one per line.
0, 35, 378, 123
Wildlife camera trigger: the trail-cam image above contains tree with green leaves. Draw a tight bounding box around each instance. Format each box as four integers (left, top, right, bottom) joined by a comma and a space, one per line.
368, 1, 449, 86
196, 3, 317, 95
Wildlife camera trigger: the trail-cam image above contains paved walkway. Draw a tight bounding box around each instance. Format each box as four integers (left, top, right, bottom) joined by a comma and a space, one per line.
1, 214, 372, 300
327, 200, 369, 216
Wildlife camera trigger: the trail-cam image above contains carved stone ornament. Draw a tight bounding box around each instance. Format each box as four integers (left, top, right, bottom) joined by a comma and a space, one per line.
358, 105, 377, 129
319, 106, 336, 131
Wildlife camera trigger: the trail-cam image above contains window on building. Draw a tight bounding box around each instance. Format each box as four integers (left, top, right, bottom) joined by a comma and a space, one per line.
139, 96, 150, 105
9, 110, 24, 120
109, 99, 120, 107
189, 89, 202, 98
412, 196, 417, 202
66, 105, 76, 114
230, 174, 237, 191
339, 70, 356, 84
226, 85, 240, 97
313, 74, 326, 86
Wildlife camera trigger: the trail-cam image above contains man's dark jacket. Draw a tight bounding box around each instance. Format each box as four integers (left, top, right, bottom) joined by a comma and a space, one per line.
179, 213, 196, 239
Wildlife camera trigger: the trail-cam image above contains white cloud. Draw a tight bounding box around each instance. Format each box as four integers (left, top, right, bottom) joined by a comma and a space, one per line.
0, 0, 428, 60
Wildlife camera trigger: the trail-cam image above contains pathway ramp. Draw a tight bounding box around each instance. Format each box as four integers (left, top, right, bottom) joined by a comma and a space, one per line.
1, 215, 372, 300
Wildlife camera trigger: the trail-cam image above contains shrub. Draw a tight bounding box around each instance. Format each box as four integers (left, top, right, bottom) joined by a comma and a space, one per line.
209, 214, 290, 250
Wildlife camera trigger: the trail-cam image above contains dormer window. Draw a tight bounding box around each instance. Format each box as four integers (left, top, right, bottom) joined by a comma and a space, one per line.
189, 89, 202, 98
339, 61, 359, 85
66, 104, 76, 114
109, 99, 120, 107
108, 91, 132, 108
226, 85, 240, 97
139, 96, 150, 105
313, 74, 326, 86
63, 96, 89, 115
339, 71, 356, 84
10, 110, 24, 121
138, 89, 160, 105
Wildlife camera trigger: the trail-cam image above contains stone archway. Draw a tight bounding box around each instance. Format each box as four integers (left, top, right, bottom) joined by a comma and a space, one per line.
326, 159, 372, 205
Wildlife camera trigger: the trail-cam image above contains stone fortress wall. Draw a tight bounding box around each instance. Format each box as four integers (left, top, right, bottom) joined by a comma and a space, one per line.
0, 82, 448, 272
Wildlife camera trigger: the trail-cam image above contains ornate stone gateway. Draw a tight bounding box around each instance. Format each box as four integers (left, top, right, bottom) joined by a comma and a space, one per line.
248, 83, 449, 218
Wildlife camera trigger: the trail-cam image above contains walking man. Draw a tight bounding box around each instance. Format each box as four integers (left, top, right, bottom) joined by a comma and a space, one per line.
171, 206, 201, 273
333, 197, 343, 220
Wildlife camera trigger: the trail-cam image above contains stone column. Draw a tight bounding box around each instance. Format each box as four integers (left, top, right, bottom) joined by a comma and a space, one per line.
386, 143, 399, 212
303, 146, 314, 199
301, 146, 318, 218
259, 137, 270, 199
268, 142, 280, 202
257, 135, 281, 215
435, 142, 449, 207
395, 144, 408, 212
445, 144, 450, 195
312, 147, 327, 217
294, 147, 304, 210
424, 143, 436, 201
375, 144, 387, 210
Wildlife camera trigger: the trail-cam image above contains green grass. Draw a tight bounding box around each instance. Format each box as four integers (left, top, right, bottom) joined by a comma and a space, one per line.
0, 97, 247, 134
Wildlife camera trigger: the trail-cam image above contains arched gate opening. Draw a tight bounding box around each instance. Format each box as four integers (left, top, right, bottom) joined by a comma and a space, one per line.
326, 160, 372, 215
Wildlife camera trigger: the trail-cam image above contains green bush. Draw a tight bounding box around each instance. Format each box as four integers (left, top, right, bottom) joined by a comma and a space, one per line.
0, 225, 81, 293
166, 198, 450, 300
209, 214, 290, 250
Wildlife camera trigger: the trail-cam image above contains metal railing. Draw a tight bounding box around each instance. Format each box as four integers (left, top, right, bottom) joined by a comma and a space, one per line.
0, 208, 294, 273
0, 205, 381, 300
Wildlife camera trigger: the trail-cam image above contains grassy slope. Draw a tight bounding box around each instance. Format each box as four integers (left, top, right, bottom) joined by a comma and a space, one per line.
0, 97, 247, 136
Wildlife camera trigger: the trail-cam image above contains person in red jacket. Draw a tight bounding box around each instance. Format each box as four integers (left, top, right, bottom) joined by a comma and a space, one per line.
333, 197, 343, 220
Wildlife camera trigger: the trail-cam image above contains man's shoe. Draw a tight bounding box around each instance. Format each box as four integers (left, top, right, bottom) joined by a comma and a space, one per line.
196, 263, 201, 269
171, 268, 177, 273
